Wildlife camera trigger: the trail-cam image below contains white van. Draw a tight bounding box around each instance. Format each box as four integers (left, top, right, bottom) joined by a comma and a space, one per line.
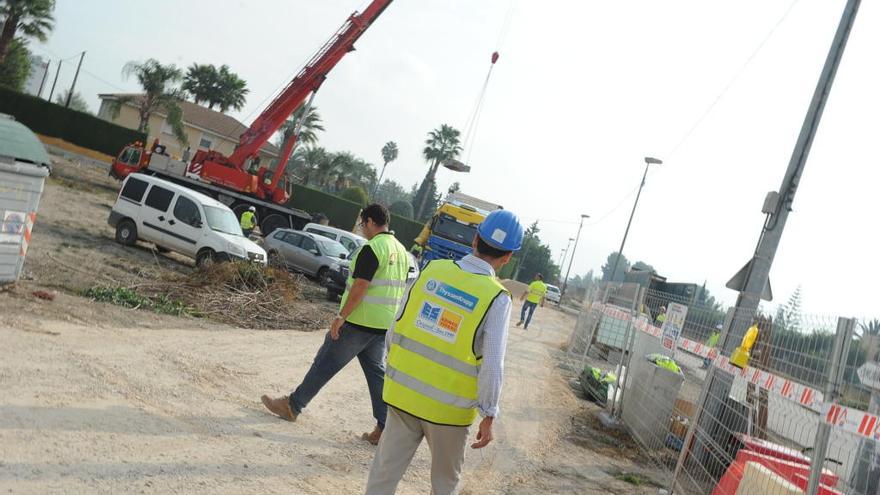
302, 222, 366, 254
108, 173, 267, 267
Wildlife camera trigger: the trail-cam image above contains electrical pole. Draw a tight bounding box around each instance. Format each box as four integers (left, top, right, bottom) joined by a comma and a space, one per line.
66, 52, 86, 108
36, 59, 50, 98
558, 237, 574, 272
561, 214, 589, 297
676, 2, 862, 492
48, 60, 61, 102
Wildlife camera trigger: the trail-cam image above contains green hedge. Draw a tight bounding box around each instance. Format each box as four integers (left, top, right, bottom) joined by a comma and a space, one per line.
0, 87, 145, 156
287, 183, 424, 247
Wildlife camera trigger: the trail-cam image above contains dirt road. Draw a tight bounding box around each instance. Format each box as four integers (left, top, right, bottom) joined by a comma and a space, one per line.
0, 302, 659, 494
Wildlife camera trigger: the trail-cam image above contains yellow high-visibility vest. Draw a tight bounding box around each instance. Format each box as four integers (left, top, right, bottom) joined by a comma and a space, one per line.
384, 259, 507, 426
526, 280, 547, 303
341, 233, 409, 329
240, 211, 256, 229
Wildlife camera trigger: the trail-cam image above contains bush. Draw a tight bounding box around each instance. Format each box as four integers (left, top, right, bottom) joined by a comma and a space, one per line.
340, 186, 369, 206
0, 86, 145, 156
389, 200, 414, 218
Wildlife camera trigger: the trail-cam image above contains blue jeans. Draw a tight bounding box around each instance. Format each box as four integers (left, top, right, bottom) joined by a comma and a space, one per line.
289, 323, 388, 429
520, 301, 538, 328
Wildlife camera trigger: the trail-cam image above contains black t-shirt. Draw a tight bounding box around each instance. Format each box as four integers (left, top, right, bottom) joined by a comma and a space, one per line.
345, 233, 393, 335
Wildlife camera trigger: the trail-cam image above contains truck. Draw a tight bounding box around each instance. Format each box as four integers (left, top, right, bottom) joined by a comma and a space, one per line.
412, 192, 502, 268
109, 0, 394, 235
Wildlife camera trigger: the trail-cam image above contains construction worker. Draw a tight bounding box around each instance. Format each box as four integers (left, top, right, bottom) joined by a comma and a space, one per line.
701, 324, 722, 369
240, 206, 257, 238
516, 273, 547, 330
365, 209, 524, 495
655, 305, 667, 327
261, 204, 409, 445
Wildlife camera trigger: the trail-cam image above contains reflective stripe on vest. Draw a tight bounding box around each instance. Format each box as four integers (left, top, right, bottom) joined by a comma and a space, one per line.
383, 259, 507, 426
340, 233, 410, 329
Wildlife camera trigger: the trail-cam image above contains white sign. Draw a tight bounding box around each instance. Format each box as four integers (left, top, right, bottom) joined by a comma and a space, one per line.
0, 210, 26, 244
858, 362, 880, 390
660, 302, 688, 354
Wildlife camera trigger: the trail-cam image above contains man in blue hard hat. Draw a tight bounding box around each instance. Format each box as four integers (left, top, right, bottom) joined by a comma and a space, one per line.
365, 209, 524, 495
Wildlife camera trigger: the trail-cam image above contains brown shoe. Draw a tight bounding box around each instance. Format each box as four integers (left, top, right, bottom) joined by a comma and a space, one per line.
361, 425, 382, 445
261, 395, 297, 422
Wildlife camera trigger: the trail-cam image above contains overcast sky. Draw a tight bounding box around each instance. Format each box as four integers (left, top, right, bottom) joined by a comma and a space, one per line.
32, 0, 879, 317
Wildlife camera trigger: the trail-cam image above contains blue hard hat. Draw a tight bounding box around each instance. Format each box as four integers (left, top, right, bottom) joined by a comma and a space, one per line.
477, 210, 524, 252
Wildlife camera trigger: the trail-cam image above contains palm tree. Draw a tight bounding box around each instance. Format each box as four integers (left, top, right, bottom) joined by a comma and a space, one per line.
314, 151, 338, 190
182, 63, 217, 106
182, 63, 249, 113
278, 104, 324, 149
374, 141, 398, 197
415, 124, 462, 218
117, 59, 188, 146
859, 319, 880, 362
214, 64, 248, 112
289, 146, 326, 186
332, 152, 359, 192
0, 0, 54, 65
54, 89, 89, 113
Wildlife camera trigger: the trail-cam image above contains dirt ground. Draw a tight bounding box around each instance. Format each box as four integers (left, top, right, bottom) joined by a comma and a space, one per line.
1, 155, 663, 494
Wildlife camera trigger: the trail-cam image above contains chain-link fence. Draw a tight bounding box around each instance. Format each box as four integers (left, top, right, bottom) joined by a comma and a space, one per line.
565, 282, 880, 494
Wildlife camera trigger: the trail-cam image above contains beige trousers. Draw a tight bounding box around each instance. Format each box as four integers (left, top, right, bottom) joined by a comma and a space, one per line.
365, 407, 470, 495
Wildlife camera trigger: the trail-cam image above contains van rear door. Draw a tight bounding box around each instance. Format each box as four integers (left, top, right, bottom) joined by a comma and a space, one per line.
140, 184, 176, 248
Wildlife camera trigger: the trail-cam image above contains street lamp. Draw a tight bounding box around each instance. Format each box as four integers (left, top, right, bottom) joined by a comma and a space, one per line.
609, 156, 662, 281
557, 237, 574, 272
562, 215, 590, 297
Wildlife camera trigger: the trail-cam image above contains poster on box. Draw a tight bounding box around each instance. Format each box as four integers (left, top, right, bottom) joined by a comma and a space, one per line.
660, 302, 688, 355
0, 210, 26, 244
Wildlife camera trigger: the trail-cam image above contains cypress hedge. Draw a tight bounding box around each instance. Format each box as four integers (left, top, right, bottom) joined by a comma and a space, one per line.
0, 87, 145, 156
287, 183, 424, 247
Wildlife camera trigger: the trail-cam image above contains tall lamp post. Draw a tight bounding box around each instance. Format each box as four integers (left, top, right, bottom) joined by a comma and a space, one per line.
561, 214, 589, 297
557, 237, 574, 273
609, 156, 662, 281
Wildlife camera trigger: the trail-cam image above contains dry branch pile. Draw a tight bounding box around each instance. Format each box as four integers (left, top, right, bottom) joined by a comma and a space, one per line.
139, 262, 333, 330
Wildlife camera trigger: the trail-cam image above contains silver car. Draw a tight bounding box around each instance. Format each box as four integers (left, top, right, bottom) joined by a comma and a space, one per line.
264, 229, 349, 279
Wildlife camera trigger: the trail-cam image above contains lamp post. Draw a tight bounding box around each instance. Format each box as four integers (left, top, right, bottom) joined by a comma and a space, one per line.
561, 215, 589, 297
558, 237, 574, 273
609, 156, 662, 281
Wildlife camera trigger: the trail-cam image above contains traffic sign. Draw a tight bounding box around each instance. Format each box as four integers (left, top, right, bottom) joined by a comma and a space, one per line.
858, 362, 880, 389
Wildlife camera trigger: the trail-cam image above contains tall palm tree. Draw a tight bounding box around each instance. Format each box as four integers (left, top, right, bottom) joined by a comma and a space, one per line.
182, 63, 217, 106
331, 152, 359, 192
859, 319, 880, 362
314, 151, 338, 190
117, 59, 188, 146
415, 124, 462, 218
214, 64, 248, 113
0, 0, 54, 65
374, 141, 398, 196
278, 104, 324, 149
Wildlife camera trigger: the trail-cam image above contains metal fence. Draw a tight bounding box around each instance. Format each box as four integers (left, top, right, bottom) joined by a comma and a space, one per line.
565, 282, 880, 495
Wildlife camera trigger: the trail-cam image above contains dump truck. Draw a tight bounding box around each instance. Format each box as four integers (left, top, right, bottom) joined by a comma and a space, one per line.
412, 192, 502, 268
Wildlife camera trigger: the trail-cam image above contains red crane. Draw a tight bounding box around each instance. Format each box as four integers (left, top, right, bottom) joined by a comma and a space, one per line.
189, 0, 394, 204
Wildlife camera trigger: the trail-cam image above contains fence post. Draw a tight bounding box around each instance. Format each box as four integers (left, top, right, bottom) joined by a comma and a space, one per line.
668, 307, 735, 494
806, 317, 855, 495
581, 284, 611, 361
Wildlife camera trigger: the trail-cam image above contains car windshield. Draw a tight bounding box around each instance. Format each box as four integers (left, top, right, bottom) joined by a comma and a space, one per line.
432, 213, 477, 245
204, 206, 242, 236
547, 286, 560, 293
318, 239, 348, 259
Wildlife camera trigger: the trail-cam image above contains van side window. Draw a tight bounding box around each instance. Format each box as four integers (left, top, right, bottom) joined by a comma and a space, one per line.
307, 228, 336, 241
283, 232, 301, 245
273, 231, 287, 240
144, 185, 174, 212
173, 195, 202, 227
120, 177, 149, 203
340, 237, 355, 252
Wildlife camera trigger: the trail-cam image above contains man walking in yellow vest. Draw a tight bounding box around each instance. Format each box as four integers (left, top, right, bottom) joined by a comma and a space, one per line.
261, 204, 410, 445
365, 209, 524, 495
516, 273, 547, 330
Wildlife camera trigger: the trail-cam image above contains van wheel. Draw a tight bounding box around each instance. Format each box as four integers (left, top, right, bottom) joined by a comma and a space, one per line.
196, 249, 216, 268
317, 267, 329, 282
115, 220, 137, 246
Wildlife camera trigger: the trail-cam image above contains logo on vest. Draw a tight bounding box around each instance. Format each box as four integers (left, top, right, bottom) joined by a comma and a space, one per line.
423, 279, 479, 312
415, 301, 463, 343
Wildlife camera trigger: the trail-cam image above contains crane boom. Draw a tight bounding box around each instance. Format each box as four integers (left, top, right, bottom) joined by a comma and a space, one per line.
191, 0, 393, 203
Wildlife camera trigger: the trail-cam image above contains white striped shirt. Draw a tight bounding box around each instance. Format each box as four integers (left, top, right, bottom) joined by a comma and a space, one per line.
385, 254, 511, 418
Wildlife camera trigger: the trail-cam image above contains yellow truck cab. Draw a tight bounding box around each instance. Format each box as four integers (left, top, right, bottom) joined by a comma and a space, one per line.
413, 192, 501, 268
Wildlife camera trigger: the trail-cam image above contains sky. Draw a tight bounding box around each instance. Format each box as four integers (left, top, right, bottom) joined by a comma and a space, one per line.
28, 0, 880, 317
